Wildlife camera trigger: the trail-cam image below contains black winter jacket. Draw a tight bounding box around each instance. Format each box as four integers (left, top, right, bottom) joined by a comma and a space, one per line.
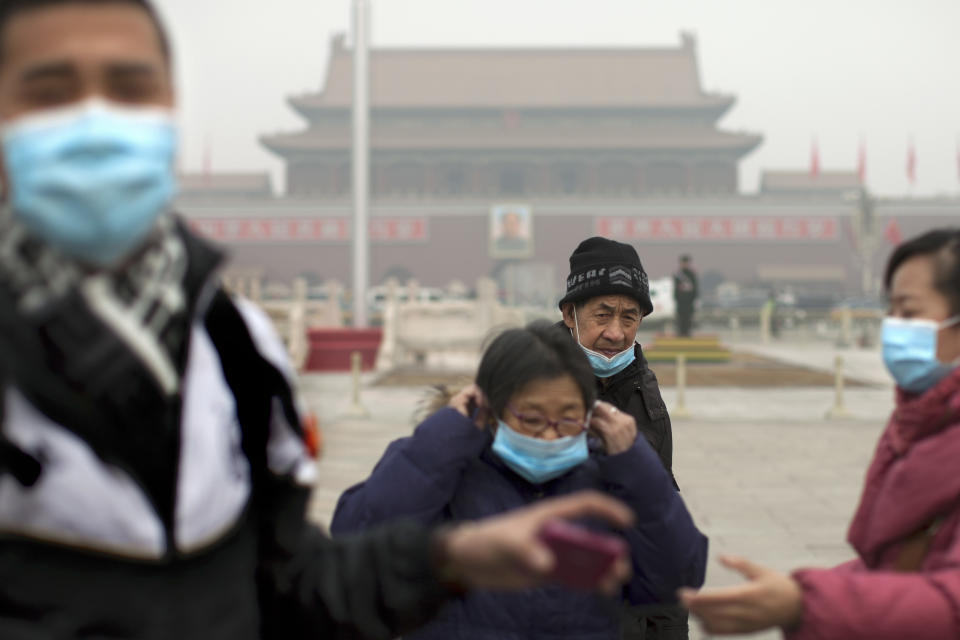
331, 408, 707, 640
556, 321, 687, 640
0, 230, 451, 640
595, 345, 688, 640
595, 345, 675, 488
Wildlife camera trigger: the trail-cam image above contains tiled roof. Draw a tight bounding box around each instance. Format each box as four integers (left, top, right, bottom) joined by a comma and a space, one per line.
178, 172, 273, 195
292, 33, 733, 111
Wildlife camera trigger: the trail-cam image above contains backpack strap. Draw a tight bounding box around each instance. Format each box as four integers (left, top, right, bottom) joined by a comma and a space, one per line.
203, 289, 302, 484
0, 369, 42, 487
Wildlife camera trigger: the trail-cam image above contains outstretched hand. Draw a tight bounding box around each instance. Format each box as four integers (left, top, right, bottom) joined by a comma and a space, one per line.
438, 491, 634, 594
679, 555, 804, 635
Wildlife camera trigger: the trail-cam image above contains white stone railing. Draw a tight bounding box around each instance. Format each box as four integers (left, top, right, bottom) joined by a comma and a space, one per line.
222, 271, 529, 373
376, 277, 525, 372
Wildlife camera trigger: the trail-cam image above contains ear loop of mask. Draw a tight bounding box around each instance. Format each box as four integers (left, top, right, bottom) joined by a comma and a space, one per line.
942, 315, 960, 365
571, 306, 582, 346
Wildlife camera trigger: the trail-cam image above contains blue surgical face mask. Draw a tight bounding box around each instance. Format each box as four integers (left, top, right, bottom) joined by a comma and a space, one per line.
572, 307, 637, 378
882, 315, 960, 393
2, 99, 178, 267
491, 420, 588, 484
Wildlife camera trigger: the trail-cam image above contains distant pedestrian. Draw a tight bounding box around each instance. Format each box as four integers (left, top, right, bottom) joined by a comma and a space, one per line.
764, 291, 780, 338
681, 228, 960, 639
673, 255, 698, 337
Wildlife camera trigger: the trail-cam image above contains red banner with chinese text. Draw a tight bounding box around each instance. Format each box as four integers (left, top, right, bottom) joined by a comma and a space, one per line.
188, 217, 428, 243
596, 217, 838, 242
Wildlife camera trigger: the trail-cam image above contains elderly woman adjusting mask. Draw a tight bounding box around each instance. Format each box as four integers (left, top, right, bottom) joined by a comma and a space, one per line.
332, 320, 707, 640
681, 228, 960, 639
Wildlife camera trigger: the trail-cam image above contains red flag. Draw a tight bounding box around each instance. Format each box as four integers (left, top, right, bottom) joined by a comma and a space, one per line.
203, 136, 212, 186
810, 138, 820, 179
906, 139, 916, 185
857, 138, 866, 184
884, 219, 903, 246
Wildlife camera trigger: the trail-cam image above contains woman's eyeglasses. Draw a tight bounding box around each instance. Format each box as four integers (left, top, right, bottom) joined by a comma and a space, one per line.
505, 405, 592, 437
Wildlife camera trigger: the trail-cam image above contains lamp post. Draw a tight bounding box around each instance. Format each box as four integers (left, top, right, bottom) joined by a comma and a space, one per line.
351, 0, 370, 327
845, 186, 877, 296
856, 187, 876, 296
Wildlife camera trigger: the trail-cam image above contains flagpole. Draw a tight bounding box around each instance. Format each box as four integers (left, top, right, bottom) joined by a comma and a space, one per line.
352, 0, 370, 328
856, 188, 876, 296
857, 136, 866, 185
810, 136, 820, 180
906, 136, 916, 199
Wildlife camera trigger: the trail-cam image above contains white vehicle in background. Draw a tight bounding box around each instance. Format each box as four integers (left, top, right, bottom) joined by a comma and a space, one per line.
648, 277, 675, 321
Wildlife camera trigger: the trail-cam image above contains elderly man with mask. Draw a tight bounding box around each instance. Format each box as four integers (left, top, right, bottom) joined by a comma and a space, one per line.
0, 2, 635, 638
559, 237, 687, 640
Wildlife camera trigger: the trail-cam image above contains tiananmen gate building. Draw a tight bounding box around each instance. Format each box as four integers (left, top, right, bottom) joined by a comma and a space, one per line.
177, 34, 960, 306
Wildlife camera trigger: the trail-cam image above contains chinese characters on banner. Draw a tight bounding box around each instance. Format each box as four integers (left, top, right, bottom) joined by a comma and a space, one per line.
188, 217, 428, 243
596, 217, 838, 241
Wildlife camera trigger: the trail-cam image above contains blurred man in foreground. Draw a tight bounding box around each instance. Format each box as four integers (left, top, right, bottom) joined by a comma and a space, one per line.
0, 1, 633, 638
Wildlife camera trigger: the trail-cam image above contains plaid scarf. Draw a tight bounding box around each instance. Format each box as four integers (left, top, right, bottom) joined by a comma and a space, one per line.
0, 213, 198, 394
0, 211, 223, 517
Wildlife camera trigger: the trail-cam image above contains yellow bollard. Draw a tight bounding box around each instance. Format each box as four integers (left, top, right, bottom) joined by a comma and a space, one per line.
673, 354, 691, 419
837, 307, 853, 347
825, 355, 851, 419
760, 305, 771, 344
344, 351, 370, 418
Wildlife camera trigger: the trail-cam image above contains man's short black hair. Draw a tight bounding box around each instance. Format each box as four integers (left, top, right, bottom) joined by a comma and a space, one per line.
884, 228, 960, 315
0, 0, 171, 63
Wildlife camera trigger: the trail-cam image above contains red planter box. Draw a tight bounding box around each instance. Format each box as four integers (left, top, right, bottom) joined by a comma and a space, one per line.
305, 328, 383, 372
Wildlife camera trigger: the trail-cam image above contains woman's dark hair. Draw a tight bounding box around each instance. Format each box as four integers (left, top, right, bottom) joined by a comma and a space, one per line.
475, 320, 597, 420
884, 228, 960, 315
0, 0, 171, 63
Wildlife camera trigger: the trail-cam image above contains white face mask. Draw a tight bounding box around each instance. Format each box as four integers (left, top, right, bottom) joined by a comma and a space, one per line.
491, 420, 589, 484
571, 308, 636, 378
2, 99, 177, 266
882, 315, 960, 393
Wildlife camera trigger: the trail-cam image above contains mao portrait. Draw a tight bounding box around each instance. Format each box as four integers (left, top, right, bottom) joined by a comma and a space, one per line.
490, 204, 533, 259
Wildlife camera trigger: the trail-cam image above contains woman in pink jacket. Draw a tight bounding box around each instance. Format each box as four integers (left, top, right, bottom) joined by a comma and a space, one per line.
681, 228, 960, 639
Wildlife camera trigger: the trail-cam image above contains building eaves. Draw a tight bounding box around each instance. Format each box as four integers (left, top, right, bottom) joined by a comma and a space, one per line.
261, 127, 762, 155
761, 171, 862, 192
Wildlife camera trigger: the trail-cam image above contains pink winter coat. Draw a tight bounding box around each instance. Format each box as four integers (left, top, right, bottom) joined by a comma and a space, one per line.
788, 366, 960, 640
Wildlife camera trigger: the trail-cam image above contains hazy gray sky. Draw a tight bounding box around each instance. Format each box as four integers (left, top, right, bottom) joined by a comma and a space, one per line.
155, 0, 960, 197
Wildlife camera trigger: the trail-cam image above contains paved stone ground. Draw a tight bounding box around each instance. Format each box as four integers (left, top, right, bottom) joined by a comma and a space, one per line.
727, 340, 893, 390
673, 419, 882, 640
297, 355, 892, 640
